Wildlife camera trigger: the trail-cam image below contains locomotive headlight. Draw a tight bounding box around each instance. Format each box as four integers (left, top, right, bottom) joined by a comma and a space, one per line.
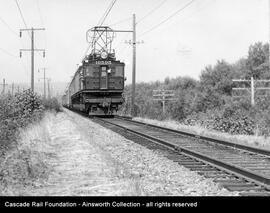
101, 51, 108, 59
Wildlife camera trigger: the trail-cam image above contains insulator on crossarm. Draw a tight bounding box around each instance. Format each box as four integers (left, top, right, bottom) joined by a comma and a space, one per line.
43, 51, 45, 58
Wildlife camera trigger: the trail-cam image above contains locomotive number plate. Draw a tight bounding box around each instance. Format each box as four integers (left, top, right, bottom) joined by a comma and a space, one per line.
96, 61, 111, 65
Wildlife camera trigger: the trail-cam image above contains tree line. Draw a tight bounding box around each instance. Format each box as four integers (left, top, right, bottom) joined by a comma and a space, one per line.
120, 42, 270, 137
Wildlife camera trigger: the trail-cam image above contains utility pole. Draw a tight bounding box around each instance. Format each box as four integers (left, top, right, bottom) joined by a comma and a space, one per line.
0, 79, 8, 94
132, 14, 136, 117
47, 78, 51, 99
38, 68, 48, 99
124, 14, 143, 116
269, 0, 270, 71
11, 83, 14, 96
232, 77, 270, 106
153, 89, 176, 114
19, 28, 45, 92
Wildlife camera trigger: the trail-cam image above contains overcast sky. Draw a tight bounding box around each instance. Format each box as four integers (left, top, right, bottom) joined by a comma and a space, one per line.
0, 0, 269, 86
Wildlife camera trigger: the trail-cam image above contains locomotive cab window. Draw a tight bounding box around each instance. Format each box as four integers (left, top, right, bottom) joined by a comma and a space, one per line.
100, 66, 108, 89
115, 66, 124, 77
85, 66, 95, 77
101, 66, 107, 77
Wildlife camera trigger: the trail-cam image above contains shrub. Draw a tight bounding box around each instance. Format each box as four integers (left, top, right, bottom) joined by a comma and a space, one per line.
42, 98, 62, 113
185, 106, 256, 135
0, 90, 45, 151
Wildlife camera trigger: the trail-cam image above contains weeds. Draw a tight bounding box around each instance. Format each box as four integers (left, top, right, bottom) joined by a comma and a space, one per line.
0, 90, 44, 151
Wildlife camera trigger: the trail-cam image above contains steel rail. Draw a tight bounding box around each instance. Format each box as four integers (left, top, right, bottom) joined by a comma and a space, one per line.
98, 117, 270, 190
115, 116, 270, 157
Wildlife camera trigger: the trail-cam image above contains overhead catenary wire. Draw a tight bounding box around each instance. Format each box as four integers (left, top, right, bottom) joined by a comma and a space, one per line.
0, 13, 30, 77
0, 48, 18, 58
139, 0, 196, 37
14, 0, 29, 33
14, 0, 44, 58
36, 0, 45, 27
115, 0, 169, 56
137, 0, 168, 24
97, 0, 117, 26
0, 16, 19, 37
36, 0, 48, 64
108, 16, 132, 28
0, 47, 30, 77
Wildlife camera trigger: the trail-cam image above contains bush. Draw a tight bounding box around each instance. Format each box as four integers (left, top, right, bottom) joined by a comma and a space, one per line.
42, 98, 62, 113
0, 90, 45, 151
185, 105, 256, 135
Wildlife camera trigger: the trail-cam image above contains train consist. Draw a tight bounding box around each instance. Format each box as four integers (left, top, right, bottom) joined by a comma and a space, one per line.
62, 26, 125, 115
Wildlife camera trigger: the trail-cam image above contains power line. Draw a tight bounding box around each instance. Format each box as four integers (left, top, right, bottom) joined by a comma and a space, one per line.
139, 0, 196, 37
108, 16, 132, 27
0, 48, 18, 58
15, 0, 44, 58
0, 14, 31, 56
137, 0, 168, 24
173, 0, 216, 25
0, 47, 29, 78
0, 16, 18, 36
14, 0, 29, 30
36, 0, 48, 63
82, 0, 117, 60
98, 0, 117, 26
36, 0, 45, 27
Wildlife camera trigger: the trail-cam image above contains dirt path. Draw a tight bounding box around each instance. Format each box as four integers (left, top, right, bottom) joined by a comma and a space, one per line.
25, 112, 138, 196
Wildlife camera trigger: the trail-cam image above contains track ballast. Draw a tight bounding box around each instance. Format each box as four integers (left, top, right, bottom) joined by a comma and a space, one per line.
91, 115, 270, 196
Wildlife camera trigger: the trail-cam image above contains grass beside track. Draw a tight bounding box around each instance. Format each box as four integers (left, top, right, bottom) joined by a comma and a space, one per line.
133, 117, 270, 151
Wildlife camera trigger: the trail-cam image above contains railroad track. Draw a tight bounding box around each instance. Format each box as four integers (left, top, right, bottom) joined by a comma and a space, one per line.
90, 115, 270, 196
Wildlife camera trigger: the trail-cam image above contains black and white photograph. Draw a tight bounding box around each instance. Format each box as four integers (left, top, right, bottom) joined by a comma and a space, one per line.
0, 0, 270, 209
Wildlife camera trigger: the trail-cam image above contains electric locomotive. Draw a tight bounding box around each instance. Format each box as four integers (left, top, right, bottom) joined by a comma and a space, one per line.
63, 26, 125, 115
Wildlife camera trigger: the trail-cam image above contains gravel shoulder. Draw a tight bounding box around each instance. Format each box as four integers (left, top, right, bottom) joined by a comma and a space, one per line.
1, 110, 238, 196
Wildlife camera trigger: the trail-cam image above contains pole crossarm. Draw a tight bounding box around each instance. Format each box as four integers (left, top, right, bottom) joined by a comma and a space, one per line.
256, 87, 270, 90
232, 79, 251, 82
256, 80, 270, 82
20, 49, 45, 51
153, 99, 176, 101
153, 89, 176, 114
20, 28, 45, 31
232, 88, 250, 90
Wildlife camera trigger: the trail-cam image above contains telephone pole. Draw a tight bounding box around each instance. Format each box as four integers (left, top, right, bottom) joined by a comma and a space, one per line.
124, 14, 143, 116
269, 0, 270, 71
19, 27, 45, 92
132, 14, 136, 117
38, 68, 48, 99
0, 79, 8, 94
47, 78, 51, 99
11, 83, 14, 96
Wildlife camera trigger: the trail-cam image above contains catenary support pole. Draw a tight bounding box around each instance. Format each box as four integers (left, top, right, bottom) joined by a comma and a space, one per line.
131, 14, 136, 116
